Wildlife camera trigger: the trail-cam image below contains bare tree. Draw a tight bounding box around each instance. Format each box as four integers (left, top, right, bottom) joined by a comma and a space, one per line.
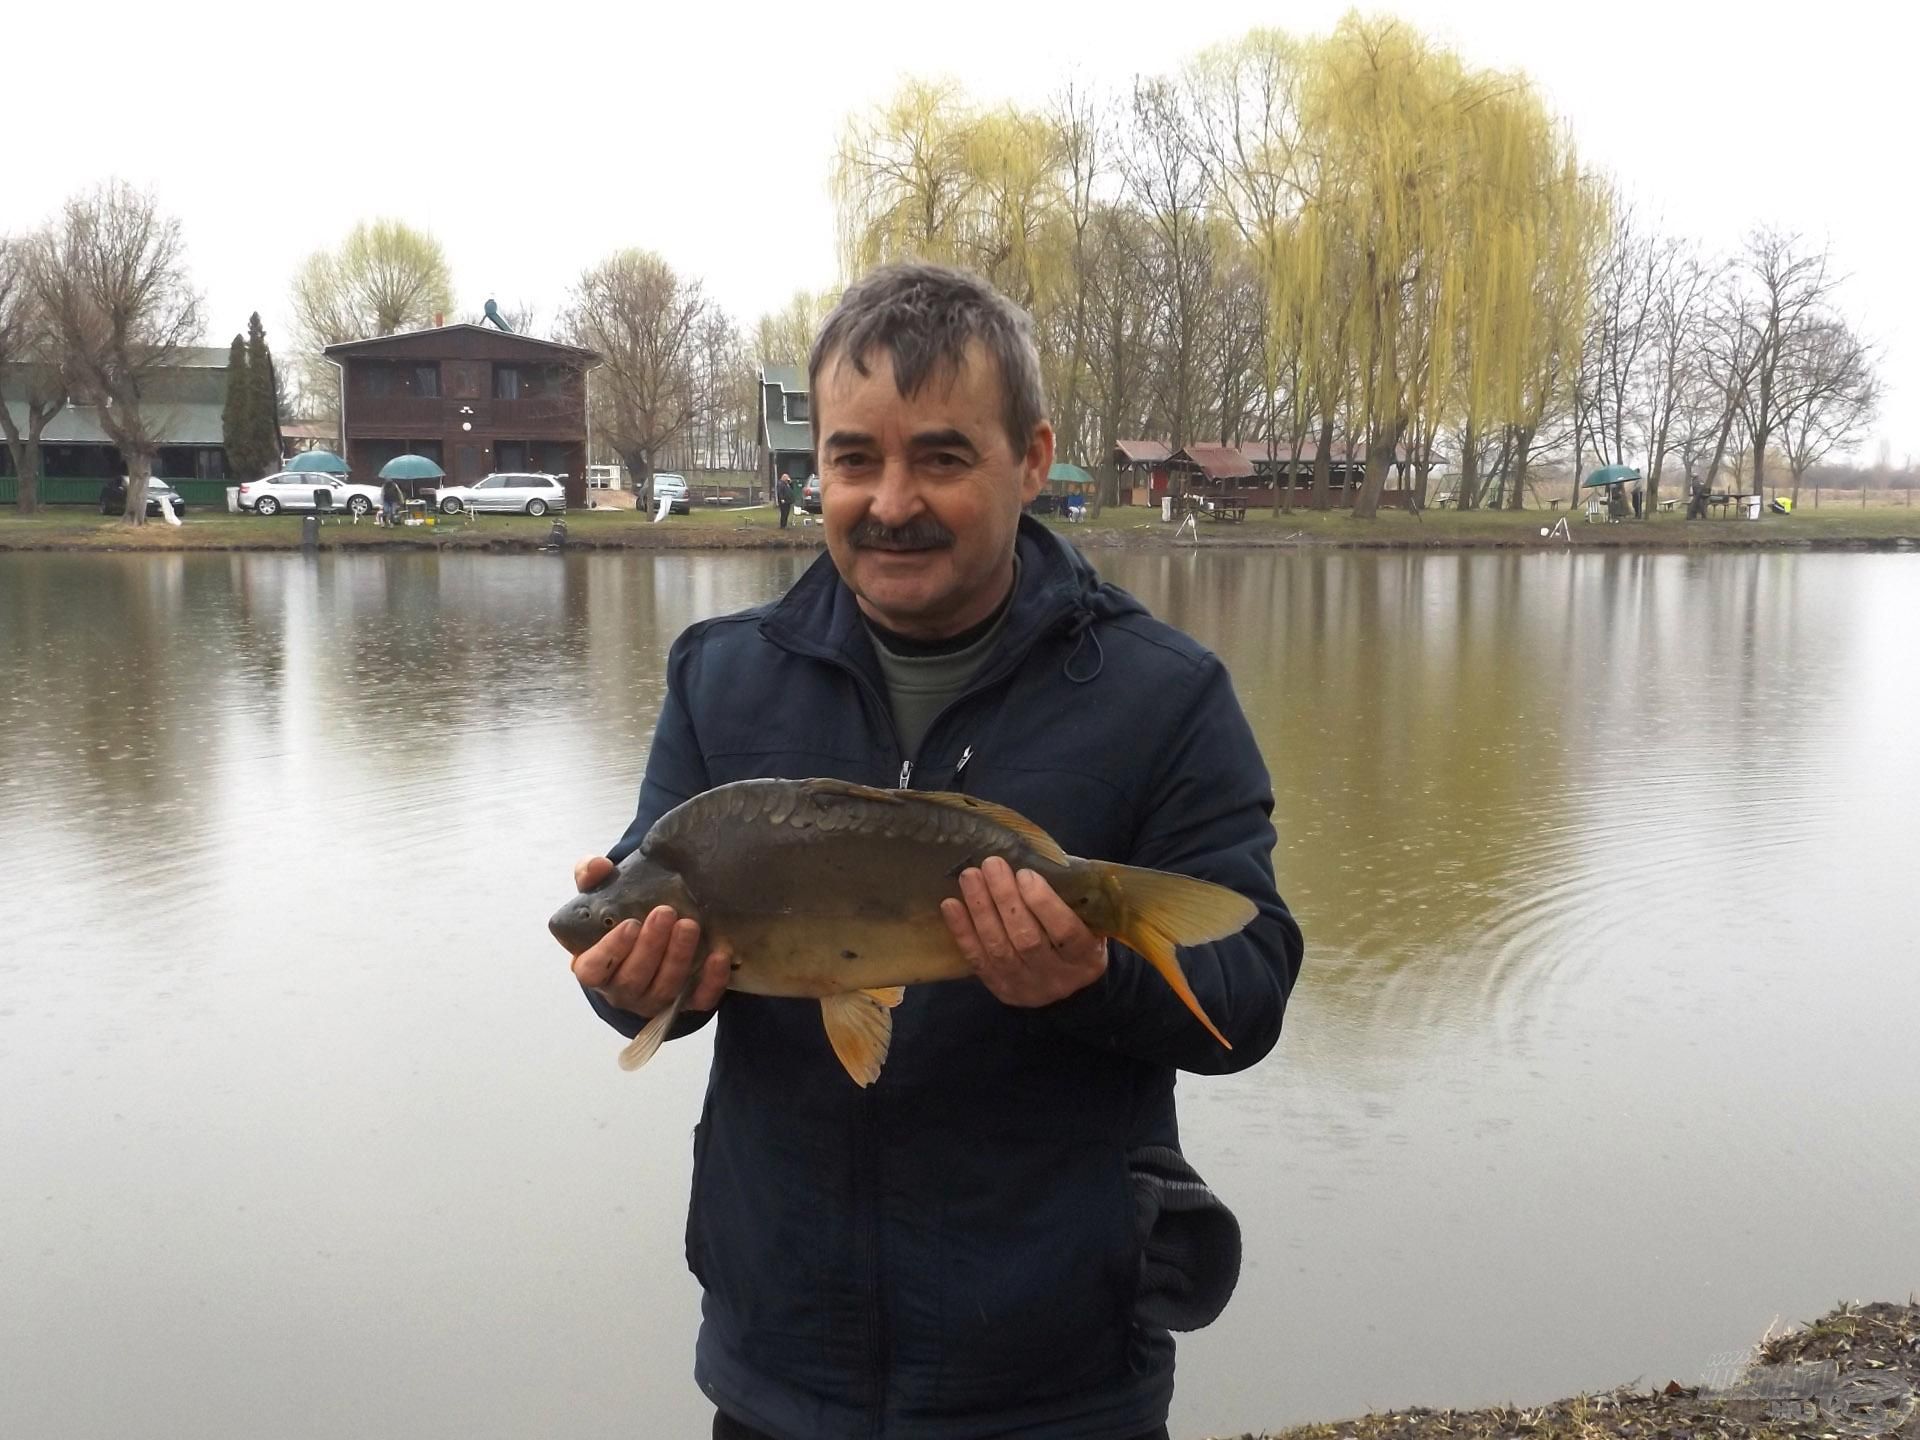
1779, 319, 1878, 502
1736, 229, 1838, 499
567, 250, 709, 495
1123, 77, 1214, 466
1637, 240, 1717, 512
29, 182, 202, 525
0, 235, 69, 515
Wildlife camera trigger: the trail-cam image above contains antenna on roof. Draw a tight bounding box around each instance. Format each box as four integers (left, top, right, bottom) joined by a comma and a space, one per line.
482, 298, 514, 333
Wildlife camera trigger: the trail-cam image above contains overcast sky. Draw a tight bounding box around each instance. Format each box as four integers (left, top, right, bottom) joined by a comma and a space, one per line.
11, 0, 1916, 461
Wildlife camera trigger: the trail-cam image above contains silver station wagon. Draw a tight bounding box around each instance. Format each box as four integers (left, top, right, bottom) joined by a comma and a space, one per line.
431, 472, 569, 516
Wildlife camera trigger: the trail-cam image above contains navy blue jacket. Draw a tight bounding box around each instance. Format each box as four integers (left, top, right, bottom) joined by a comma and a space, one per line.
591, 517, 1303, 1440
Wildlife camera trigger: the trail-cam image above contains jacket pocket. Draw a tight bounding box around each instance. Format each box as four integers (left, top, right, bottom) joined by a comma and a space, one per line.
684, 1113, 713, 1287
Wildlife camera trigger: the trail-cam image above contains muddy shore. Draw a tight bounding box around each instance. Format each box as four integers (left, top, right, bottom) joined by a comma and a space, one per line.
1216, 1301, 1920, 1440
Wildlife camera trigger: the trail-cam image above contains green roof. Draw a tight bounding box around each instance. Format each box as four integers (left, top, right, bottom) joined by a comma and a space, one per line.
3, 399, 225, 447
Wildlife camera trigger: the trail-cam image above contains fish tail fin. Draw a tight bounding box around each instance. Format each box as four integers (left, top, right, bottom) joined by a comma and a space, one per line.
617, 988, 687, 1072
1100, 863, 1257, 1052
819, 988, 902, 1087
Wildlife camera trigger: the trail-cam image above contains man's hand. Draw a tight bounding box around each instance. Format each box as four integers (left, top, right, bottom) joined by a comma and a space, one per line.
941, 855, 1108, 1007
569, 856, 732, 1019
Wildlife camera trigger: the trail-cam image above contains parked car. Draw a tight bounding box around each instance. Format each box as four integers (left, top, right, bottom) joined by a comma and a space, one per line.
799, 474, 822, 513
240, 472, 382, 517
650, 472, 691, 515
98, 477, 188, 518
432, 472, 568, 516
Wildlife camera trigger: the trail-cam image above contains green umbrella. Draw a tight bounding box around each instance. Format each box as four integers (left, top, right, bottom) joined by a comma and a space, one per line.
1047, 462, 1096, 487
379, 454, 446, 481
1583, 464, 1641, 488
286, 450, 350, 474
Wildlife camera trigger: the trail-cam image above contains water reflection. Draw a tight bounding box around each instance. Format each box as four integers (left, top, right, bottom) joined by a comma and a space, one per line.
1, 548, 1915, 1440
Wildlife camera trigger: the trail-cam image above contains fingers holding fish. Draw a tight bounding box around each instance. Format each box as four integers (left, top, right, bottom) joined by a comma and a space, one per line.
572, 854, 615, 892
948, 857, 1107, 1008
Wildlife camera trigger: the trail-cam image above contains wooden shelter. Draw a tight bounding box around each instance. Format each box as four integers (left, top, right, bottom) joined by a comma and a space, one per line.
1112, 439, 1172, 505
324, 324, 599, 505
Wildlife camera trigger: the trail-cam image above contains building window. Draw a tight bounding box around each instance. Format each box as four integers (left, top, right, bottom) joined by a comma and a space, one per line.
363, 365, 393, 397
494, 366, 522, 400
533, 442, 571, 477
496, 441, 528, 472
412, 365, 440, 398
785, 393, 809, 423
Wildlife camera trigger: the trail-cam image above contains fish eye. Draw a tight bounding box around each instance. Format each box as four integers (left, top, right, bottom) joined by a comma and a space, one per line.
602, 917, 615, 929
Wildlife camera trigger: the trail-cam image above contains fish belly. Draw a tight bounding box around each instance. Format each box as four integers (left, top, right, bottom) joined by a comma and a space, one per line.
720, 913, 973, 999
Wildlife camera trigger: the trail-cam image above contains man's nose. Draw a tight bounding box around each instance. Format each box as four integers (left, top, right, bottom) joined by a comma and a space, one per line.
867, 458, 924, 527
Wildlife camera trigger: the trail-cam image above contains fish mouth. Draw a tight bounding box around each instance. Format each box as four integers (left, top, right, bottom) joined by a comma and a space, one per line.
548, 896, 602, 956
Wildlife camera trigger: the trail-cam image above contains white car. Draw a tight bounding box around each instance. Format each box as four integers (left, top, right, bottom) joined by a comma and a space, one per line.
432, 472, 568, 516
240, 472, 383, 517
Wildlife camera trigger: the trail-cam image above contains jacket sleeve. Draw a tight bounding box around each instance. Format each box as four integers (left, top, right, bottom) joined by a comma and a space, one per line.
1039, 652, 1302, 1073
581, 632, 719, 1044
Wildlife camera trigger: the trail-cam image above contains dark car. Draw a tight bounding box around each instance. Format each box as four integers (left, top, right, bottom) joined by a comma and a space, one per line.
98, 477, 188, 518
799, 474, 822, 513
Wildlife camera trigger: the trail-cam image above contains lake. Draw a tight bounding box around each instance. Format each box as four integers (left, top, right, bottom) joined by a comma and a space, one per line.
2, 546, 1916, 1439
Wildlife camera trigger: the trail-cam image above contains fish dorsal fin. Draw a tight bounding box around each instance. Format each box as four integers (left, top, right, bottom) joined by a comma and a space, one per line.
912, 791, 1068, 866
820, 989, 901, 1087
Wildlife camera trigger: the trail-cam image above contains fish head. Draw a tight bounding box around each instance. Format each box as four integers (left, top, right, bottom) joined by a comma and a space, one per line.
547, 851, 697, 956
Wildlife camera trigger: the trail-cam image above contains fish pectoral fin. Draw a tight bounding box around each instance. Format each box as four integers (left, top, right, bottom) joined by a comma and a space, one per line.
820, 990, 899, 1087
915, 791, 1068, 865
618, 988, 686, 1072
862, 986, 906, 1008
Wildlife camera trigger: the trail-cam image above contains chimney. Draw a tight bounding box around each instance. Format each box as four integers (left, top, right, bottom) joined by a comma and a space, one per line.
433, 313, 443, 327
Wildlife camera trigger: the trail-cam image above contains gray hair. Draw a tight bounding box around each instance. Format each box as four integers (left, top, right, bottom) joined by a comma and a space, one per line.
808, 262, 1048, 456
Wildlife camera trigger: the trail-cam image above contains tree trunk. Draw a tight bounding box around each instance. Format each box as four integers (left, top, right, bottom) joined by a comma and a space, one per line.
1456, 418, 1479, 510
1506, 426, 1535, 510
1352, 421, 1404, 521
3, 437, 41, 515
123, 451, 152, 527
1310, 416, 1335, 512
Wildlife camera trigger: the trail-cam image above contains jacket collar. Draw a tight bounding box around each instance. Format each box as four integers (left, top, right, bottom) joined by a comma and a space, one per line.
759, 515, 1092, 684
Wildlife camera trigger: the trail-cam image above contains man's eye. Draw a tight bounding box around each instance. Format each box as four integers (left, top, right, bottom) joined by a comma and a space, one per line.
929, 453, 968, 470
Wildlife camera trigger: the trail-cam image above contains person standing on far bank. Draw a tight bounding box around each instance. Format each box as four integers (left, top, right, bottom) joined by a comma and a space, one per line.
776, 470, 793, 528
563, 262, 1303, 1440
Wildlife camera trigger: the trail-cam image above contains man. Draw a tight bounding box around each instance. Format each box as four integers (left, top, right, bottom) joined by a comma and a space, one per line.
380, 476, 404, 527
777, 470, 794, 528
1631, 479, 1644, 520
565, 263, 1302, 1440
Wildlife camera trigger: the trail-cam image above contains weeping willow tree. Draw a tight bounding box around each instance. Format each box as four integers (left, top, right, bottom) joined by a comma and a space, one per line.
832, 20, 1601, 517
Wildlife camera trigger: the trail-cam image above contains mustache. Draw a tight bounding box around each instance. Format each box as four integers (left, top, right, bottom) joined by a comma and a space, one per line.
849, 516, 956, 551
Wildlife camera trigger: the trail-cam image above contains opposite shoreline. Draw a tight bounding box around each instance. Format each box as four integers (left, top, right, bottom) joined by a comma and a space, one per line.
4, 508, 1919, 556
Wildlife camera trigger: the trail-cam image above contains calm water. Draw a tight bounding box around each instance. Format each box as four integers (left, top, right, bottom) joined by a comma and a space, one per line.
2, 547, 1916, 1439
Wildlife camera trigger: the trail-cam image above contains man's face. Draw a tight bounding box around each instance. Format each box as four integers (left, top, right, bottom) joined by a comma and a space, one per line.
815, 341, 1050, 640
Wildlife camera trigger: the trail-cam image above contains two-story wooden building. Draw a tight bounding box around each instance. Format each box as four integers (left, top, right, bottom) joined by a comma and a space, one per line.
324, 325, 599, 504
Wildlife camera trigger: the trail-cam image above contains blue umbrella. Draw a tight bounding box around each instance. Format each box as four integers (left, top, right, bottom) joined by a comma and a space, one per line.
287, 450, 350, 475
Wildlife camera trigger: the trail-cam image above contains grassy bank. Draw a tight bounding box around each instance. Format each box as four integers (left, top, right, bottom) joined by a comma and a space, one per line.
1213, 1301, 1920, 1440
2, 502, 1918, 553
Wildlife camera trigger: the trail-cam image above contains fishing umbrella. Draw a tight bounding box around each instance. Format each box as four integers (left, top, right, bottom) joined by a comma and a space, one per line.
1047, 462, 1097, 488
285, 450, 350, 474
378, 454, 446, 482
1583, 464, 1641, 488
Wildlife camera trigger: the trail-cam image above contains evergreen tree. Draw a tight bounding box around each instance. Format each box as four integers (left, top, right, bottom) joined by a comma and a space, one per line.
244, 312, 281, 477
220, 334, 253, 479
